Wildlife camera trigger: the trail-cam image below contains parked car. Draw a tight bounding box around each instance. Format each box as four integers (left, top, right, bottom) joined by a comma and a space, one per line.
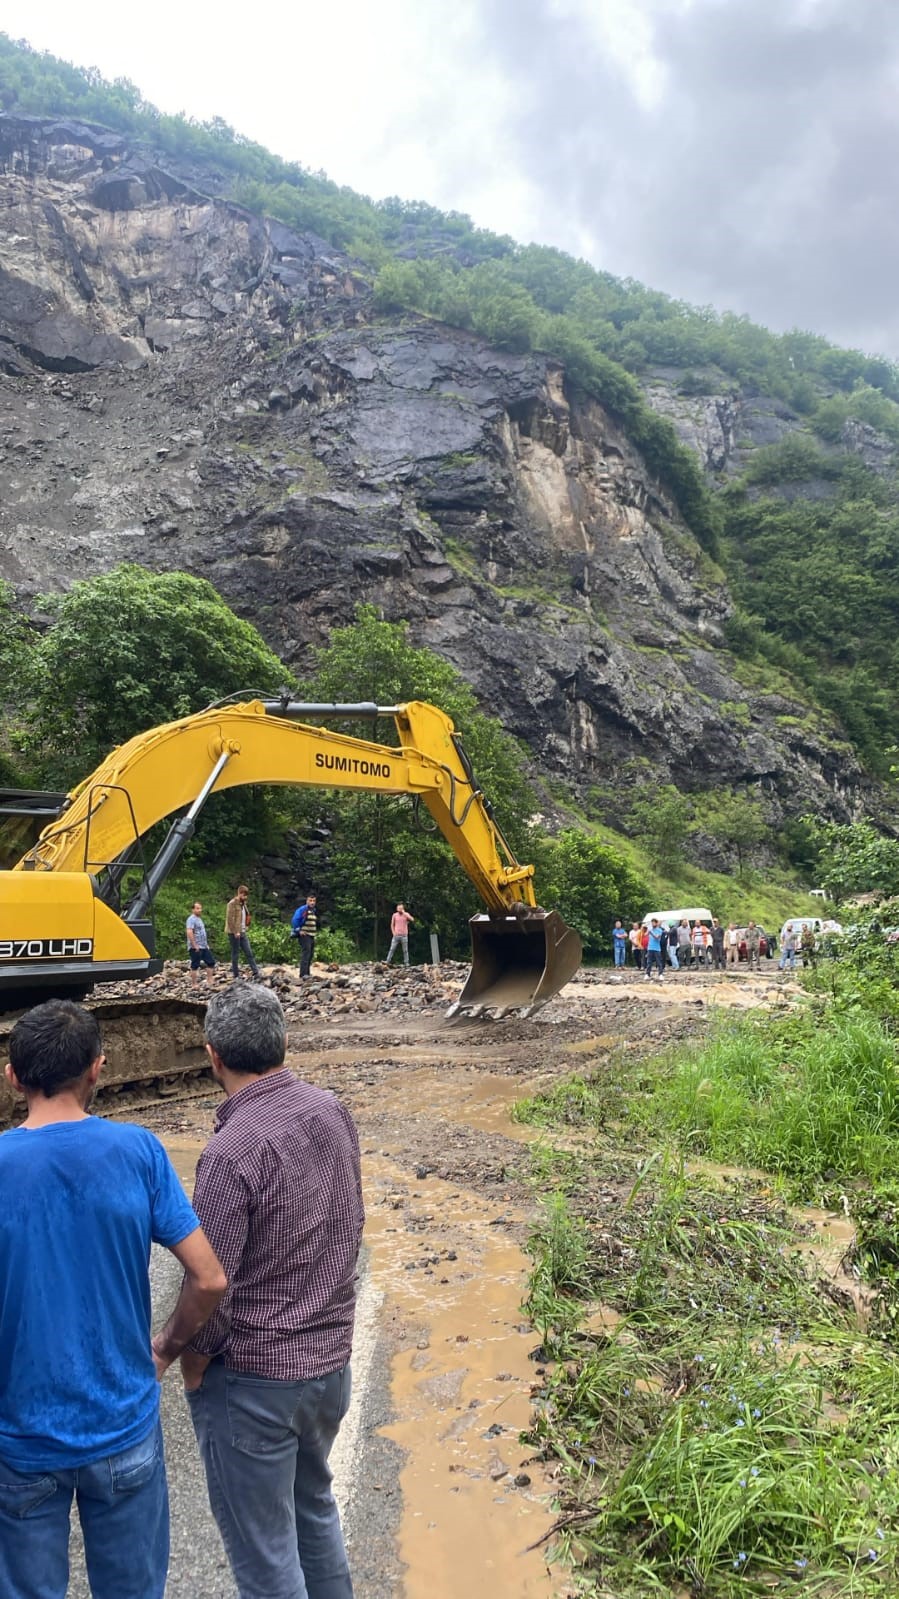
736, 926, 771, 960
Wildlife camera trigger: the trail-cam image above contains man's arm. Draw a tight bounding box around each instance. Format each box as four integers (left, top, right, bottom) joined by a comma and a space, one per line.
186, 922, 198, 950
177, 1150, 253, 1387
151, 1227, 227, 1380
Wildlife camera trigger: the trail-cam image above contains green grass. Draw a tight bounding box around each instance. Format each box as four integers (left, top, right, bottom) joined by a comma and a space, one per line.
530, 1333, 899, 1596
638, 1010, 899, 1188
517, 955, 899, 1595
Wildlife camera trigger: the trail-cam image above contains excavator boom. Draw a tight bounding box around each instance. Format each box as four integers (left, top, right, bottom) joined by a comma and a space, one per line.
1, 699, 581, 1016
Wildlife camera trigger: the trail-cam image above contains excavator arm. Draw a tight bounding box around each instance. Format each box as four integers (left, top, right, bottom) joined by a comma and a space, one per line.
2, 699, 581, 1015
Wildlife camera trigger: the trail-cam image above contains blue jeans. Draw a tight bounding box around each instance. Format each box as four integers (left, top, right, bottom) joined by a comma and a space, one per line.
385, 934, 409, 966
229, 932, 260, 978
187, 1358, 353, 1599
645, 949, 664, 976
0, 1421, 167, 1599
613, 942, 626, 967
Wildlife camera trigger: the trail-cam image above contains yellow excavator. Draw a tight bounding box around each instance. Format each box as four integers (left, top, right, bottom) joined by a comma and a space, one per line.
1, 698, 581, 1019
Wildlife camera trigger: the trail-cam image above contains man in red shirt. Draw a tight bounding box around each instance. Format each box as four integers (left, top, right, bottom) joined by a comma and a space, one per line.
385, 902, 415, 967
182, 984, 363, 1599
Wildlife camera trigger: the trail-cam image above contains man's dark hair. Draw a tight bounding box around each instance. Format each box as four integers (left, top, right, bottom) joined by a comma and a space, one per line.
204, 984, 286, 1075
9, 1000, 102, 1097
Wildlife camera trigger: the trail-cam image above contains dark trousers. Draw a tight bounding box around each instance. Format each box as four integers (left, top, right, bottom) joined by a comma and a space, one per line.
187, 1359, 353, 1599
298, 933, 315, 977
229, 932, 260, 978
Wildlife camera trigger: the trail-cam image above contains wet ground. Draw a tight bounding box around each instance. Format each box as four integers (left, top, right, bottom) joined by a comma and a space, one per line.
63, 963, 823, 1597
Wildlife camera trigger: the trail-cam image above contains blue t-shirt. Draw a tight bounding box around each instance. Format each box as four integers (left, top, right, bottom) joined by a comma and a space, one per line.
647, 925, 664, 952
0, 1118, 198, 1472
612, 926, 628, 947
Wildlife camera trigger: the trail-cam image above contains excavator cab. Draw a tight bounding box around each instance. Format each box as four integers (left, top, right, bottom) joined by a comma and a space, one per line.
448, 908, 583, 1019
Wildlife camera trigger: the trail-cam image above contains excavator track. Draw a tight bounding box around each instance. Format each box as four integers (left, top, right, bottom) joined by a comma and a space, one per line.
0, 996, 209, 1129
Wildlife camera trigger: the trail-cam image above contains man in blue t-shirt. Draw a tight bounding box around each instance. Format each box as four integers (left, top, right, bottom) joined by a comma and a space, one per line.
0, 1000, 227, 1599
611, 919, 628, 967
644, 918, 666, 980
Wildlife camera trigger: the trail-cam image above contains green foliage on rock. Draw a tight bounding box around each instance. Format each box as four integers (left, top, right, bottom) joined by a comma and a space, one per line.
720, 467, 899, 769
629, 784, 693, 873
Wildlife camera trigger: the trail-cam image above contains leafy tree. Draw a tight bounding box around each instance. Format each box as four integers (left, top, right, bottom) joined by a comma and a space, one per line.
805, 820, 899, 903
299, 606, 537, 955
20, 564, 288, 782
700, 789, 767, 877
629, 785, 693, 872
18, 565, 291, 861
539, 831, 649, 955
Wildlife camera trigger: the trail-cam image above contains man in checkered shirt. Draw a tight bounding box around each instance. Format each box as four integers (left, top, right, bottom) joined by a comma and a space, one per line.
181, 983, 363, 1598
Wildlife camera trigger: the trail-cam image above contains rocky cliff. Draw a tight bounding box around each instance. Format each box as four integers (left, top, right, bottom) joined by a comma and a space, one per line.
0, 115, 870, 825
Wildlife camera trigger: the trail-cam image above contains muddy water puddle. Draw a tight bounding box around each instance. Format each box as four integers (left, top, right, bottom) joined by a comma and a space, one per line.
367, 1065, 554, 1144
365, 1158, 559, 1597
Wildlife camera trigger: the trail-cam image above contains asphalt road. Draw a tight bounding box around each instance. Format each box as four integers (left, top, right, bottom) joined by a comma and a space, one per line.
68, 1245, 391, 1598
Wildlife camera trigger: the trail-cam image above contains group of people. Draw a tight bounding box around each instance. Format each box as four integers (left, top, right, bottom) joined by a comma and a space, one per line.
186, 889, 417, 987
0, 985, 363, 1599
612, 917, 770, 978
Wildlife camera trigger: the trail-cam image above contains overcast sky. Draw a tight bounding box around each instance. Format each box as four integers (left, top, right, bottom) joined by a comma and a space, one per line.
9, 0, 899, 356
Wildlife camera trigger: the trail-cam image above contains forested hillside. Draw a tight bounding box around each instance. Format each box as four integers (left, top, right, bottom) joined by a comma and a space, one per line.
2, 33, 899, 773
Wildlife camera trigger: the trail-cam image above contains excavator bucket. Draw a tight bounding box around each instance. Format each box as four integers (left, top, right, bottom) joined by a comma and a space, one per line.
447, 910, 583, 1019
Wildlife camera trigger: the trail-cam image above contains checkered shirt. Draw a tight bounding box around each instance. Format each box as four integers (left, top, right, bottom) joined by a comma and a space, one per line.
189, 1068, 364, 1379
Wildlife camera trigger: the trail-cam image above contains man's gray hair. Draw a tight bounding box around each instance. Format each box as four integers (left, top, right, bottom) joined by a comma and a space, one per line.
204, 983, 287, 1075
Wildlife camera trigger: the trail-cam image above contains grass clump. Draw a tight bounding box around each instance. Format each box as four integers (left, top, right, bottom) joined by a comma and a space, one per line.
530, 1334, 899, 1596
638, 1010, 899, 1189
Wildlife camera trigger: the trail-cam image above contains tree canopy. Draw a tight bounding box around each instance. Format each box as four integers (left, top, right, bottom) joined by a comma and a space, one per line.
15, 565, 288, 785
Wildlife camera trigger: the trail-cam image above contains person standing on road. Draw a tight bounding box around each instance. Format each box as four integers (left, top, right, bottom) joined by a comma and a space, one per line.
710, 918, 725, 971
667, 923, 680, 971
386, 902, 415, 967
182, 984, 363, 1599
291, 893, 318, 979
725, 922, 740, 966
0, 1000, 226, 1599
225, 886, 260, 980
677, 918, 692, 969
800, 924, 817, 970
692, 921, 708, 969
629, 922, 643, 970
186, 901, 216, 989
745, 920, 762, 972
644, 918, 665, 981
779, 923, 798, 973
612, 919, 628, 968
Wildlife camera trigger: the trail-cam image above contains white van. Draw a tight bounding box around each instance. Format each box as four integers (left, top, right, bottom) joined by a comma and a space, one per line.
643, 906, 713, 928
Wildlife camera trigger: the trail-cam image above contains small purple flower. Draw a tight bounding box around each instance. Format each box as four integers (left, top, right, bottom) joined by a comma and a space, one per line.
750, 1467, 759, 1478
795, 1557, 808, 1570
876, 1528, 885, 1541
733, 1552, 747, 1568
868, 1549, 879, 1562
738, 1478, 747, 1488
735, 1417, 745, 1428
752, 1408, 761, 1419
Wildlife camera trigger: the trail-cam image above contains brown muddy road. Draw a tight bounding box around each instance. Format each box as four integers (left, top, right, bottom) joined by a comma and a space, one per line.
63, 966, 791, 1598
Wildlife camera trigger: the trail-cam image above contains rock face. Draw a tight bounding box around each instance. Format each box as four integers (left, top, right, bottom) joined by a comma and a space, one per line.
0, 116, 872, 825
